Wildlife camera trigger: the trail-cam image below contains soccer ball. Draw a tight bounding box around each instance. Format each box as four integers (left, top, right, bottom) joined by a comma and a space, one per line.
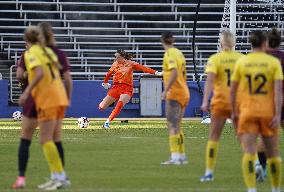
77, 117, 90, 128
12, 111, 22, 121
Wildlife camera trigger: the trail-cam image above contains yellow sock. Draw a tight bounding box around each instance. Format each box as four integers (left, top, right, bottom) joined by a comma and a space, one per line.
169, 134, 180, 153
242, 153, 256, 189
267, 157, 282, 189
178, 130, 185, 154
205, 140, 219, 173
43, 141, 64, 173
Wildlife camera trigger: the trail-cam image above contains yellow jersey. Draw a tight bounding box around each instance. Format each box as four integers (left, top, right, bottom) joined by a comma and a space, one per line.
24, 44, 68, 110
163, 47, 189, 103
231, 52, 283, 117
205, 50, 243, 110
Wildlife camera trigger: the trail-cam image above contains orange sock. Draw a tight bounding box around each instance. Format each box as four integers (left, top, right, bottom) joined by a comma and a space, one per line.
109, 101, 124, 121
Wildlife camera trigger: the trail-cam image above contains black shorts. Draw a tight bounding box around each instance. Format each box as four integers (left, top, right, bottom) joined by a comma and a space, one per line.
23, 94, 37, 118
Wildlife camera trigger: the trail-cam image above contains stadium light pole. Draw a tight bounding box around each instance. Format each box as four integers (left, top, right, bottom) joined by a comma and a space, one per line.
230, 0, 236, 37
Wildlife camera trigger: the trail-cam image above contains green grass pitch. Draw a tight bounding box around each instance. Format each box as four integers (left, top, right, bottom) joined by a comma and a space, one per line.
0, 119, 283, 192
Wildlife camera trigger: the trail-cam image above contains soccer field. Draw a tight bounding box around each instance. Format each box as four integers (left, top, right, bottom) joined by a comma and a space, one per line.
0, 119, 283, 192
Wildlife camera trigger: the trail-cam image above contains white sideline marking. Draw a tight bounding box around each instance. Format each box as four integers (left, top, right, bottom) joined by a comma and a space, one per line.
0, 188, 269, 192
186, 136, 206, 139
120, 136, 141, 139
120, 136, 206, 139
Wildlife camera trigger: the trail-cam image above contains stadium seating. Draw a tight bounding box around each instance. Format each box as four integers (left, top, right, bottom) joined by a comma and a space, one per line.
0, 0, 283, 103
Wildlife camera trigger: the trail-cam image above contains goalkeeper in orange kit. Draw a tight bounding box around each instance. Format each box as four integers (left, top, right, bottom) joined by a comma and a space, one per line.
99, 49, 162, 128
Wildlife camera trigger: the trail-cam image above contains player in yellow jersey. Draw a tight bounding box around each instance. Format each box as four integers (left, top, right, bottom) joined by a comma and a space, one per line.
231, 30, 283, 192
160, 32, 190, 165
200, 31, 243, 181
18, 26, 70, 190
255, 28, 284, 182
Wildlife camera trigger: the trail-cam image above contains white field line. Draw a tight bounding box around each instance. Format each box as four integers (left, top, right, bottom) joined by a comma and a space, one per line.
0, 188, 269, 192
120, 136, 141, 139
119, 136, 206, 139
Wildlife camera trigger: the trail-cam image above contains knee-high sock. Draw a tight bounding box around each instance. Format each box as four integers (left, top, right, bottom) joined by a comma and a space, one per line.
205, 140, 219, 173
55, 141, 65, 167
242, 153, 256, 190
178, 130, 185, 154
42, 141, 63, 173
169, 134, 180, 160
108, 101, 124, 122
267, 157, 282, 190
18, 138, 31, 176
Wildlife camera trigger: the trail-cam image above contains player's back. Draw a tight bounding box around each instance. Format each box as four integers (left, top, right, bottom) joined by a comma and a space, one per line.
233, 52, 283, 117
163, 47, 189, 98
24, 44, 68, 110
206, 50, 243, 109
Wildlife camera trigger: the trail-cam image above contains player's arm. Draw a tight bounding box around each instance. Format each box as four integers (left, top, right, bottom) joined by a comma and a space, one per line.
60, 51, 73, 101
102, 69, 113, 89
16, 53, 26, 81
201, 73, 215, 112
269, 61, 283, 128
19, 66, 43, 106
133, 63, 162, 75
104, 70, 113, 83
162, 68, 178, 100
230, 61, 241, 128
63, 70, 73, 101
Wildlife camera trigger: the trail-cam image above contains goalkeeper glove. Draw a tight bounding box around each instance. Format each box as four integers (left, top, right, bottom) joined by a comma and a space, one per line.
102, 83, 111, 90
155, 71, 163, 76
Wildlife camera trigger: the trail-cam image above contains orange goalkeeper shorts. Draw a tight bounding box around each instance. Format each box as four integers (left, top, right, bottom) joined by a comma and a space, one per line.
107, 83, 133, 100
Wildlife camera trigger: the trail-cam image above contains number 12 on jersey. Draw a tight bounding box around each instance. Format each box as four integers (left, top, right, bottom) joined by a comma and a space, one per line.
245, 73, 267, 95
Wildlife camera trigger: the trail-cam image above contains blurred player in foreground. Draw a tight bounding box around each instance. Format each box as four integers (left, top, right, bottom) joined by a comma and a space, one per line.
99, 49, 162, 128
255, 28, 284, 183
231, 30, 283, 192
200, 31, 243, 181
18, 26, 69, 190
160, 32, 189, 165
12, 23, 72, 189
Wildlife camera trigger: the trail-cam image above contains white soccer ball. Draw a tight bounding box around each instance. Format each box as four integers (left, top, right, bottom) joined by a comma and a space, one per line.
77, 117, 90, 128
12, 111, 22, 121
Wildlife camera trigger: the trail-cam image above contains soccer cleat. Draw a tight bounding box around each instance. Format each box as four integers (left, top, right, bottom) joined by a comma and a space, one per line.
160, 159, 181, 165
200, 173, 214, 182
38, 179, 70, 191
38, 179, 55, 189
12, 176, 26, 189
103, 121, 110, 129
255, 164, 265, 182
180, 157, 188, 165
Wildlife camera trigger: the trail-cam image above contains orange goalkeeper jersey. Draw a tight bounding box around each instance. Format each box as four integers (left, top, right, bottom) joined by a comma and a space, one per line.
104, 60, 156, 86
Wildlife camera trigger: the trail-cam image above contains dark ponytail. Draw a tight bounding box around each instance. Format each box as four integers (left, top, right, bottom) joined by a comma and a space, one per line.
116, 49, 133, 60
268, 28, 281, 49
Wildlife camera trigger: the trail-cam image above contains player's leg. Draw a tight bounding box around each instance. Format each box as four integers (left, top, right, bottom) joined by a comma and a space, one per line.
256, 138, 267, 182
161, 100, 183, 165
262, 135, 281, 192
200, 112, 227, 182
53, 120, 64, 167
240, 133, 258, 192
104, 94, 131, 128
37, 108, 67, 190
99, 95, 116, 110
178, 107, 187, 164
12, 116, 37, 189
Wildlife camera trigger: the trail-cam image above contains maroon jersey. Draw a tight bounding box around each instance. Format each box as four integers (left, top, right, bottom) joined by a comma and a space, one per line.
18, 46, 71, 118
267, 49, 284, 119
